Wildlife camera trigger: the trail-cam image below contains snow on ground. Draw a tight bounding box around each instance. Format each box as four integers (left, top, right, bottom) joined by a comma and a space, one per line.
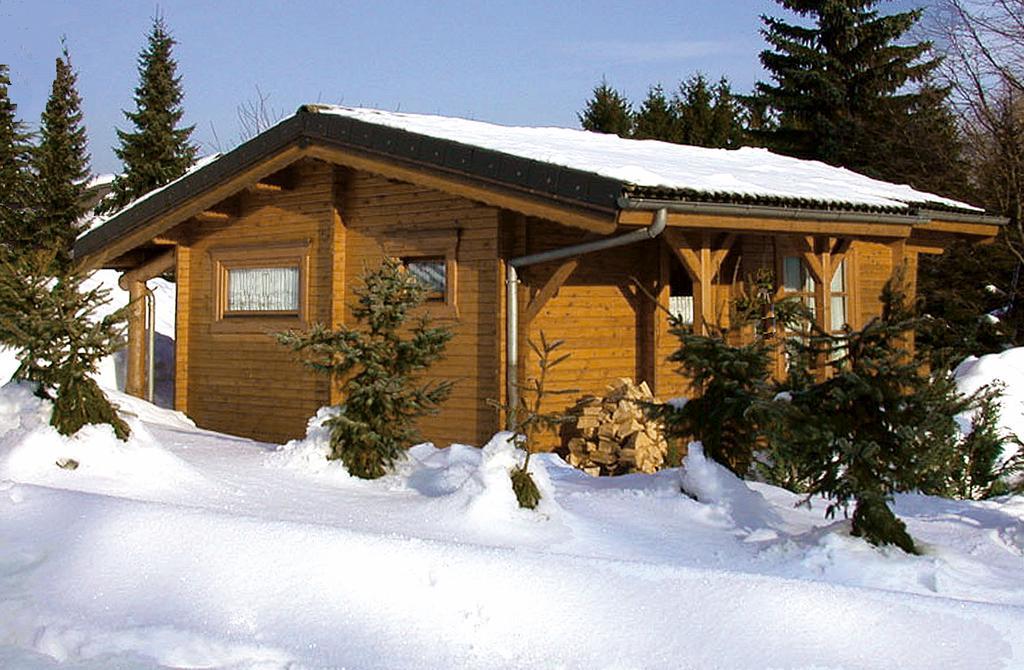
1, 382, 1023, 669
956, 348, 1024, 464
1, 281, 1023, 668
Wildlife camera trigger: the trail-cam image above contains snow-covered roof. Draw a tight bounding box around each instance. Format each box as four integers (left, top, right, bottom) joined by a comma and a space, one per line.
76, 103, 997, 265
311, 105, 981, 213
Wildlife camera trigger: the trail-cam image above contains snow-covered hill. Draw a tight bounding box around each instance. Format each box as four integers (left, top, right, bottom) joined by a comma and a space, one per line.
0, 384, 1022, 669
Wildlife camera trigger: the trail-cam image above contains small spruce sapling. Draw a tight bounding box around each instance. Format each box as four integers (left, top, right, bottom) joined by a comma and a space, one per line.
0, 249, 130, 439
763, 273, 966, 553
494, 333, 576, 509
277, 258, 453, 479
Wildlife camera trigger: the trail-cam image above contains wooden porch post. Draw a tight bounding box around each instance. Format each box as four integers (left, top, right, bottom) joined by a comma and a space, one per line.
125, 279, 148, 399
663, 229, 736, 335
119, 248, 176, 400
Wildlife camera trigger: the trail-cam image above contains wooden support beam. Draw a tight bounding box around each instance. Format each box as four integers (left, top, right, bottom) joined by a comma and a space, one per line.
523, 259, 578, 325
118, 249, 176, 290
125, 280, 147, 399
248, 181, 284, 194
195, 210, 232, 223
152, 237, 179, 246
830, 238, 852, 271
663, 229, 736, 334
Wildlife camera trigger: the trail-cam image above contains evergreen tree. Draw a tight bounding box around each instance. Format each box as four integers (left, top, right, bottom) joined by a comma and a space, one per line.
633, 85, 679, 142
277, 258, 453, 479
755, 0, 938, 172
34, 44, 89, 272
102, 15, 196, 213
865, 82, 969, 197
578, 79, 633, 137
763, 275, 968, 553
674, 74, 745, 149
917, 235, 1020, 370
0, 247, 130, 440
651, 328, 772, 477
0, 64, 33, 254
947, 385, 1024, 500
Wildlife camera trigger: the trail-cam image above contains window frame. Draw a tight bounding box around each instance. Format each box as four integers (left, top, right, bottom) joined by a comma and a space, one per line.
381, 230, 459, 318
210, 241, 311, 334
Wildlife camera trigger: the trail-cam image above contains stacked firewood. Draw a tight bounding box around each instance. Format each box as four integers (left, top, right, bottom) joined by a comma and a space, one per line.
561, 378, 670, 476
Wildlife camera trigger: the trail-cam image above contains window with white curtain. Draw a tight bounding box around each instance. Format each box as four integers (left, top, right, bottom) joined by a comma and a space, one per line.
227, 266, 300, 312
210, 241, 309, 332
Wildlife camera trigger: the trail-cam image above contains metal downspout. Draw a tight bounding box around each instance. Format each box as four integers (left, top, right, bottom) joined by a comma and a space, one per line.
504, 207, 667, 428
145, 285, 156, 403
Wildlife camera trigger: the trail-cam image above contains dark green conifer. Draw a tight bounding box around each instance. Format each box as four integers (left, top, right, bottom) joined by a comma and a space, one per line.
755, 0, 937, 170
633, 85, 679, 142
763, 275, 968, 553
102, 16, 196, 212
34, 44, 89, 271
675, 74, 745, 149
277, 258, 453, 479
0, 64, 33, 253
0, 248, 130, 440
578, 79, 633, 137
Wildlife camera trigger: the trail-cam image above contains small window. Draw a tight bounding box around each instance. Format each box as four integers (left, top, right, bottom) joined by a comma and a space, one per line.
210, 242, 310, 333
382, 230, 458, 317
403, 257, 447, 302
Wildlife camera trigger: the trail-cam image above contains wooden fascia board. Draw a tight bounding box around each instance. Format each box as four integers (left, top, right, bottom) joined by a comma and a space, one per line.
617, 209, 913, 239
912, 219, 1001, 239
76, 145, 309, 270
306, 144, 617, 235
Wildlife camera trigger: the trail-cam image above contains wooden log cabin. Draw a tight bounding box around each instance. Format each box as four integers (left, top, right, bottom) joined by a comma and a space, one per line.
74, 105, 1003, 447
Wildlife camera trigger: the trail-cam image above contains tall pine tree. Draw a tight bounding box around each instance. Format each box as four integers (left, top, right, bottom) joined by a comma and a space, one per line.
103, 15, 196, 213
0, 44, 131, 442
34, 44, 89, 271
578, 79, 633, 137
633, 85, 679, 142
0, 64, 33, 253
675, 74, 745, 149
755, 1, 938, 173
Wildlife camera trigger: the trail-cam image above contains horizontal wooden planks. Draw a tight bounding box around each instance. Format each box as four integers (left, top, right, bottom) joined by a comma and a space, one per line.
183, 158, 334, 443
340, 171, 502, 447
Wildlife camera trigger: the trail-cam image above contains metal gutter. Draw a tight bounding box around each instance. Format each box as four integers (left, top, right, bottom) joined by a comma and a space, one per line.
504, 208, 667, 426
914, 208, 1009, 226
617, 196, 930, 225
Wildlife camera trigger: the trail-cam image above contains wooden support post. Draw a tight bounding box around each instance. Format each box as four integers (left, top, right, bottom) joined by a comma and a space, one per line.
664, 229, 736, 335
125, 279, 147, 399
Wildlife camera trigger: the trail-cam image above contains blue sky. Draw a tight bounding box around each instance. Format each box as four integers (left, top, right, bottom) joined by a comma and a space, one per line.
2, 0, 924, 175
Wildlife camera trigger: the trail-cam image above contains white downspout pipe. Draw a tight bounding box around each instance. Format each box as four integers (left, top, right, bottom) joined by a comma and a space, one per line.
504, 207, 667, 428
